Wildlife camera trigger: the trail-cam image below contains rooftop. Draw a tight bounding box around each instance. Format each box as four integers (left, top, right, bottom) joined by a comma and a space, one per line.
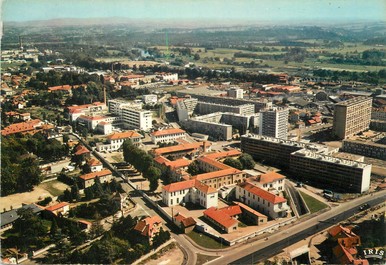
335, 96, 372, 107
79, 169, 112, 181
203, 206, 239, 228
153, 141, 211, 156
151, 128, 186, 137
239, 182, 287, 204
258, 171, 286, 184
107, 130, 142, 140
45, 202, 70, 212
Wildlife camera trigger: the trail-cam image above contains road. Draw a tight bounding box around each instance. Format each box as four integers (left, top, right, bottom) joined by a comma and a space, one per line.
211, 190, 386, 265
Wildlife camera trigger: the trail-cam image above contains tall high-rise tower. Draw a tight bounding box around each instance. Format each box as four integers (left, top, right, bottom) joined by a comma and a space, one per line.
332, 97, 372, 139
259, 108, 289, 139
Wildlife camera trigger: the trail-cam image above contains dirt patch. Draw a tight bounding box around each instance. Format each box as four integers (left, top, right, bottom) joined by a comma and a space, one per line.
139, 243, 184, 265
0, 181, 69, 211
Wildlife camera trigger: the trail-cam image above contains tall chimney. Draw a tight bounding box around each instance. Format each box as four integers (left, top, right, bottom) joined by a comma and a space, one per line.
103, 86, 107, 106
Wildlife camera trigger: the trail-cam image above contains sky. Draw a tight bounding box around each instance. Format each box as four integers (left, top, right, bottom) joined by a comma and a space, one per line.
1, 0, 386, 23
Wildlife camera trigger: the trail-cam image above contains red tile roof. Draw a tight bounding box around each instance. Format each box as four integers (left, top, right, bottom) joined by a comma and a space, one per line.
162, 179, 216, 194
151, 128, 186, 137
153, 142, 211, 156
204, 150, 241, 160
48, 85, 72, 91
87, 158, 102, 167
79, 169, 112, 181
218, 205, 242, 217
181, 217, 197, 228
74, 145, 90, 155
258, 171, 285, 185
194, 168, 242, 181
163, 179, 195, 192
203, 207, 239, 229
1, 119, 43, 136
233, 201, 267, 218
239, 182, 287, 204
45, 202, 69, 212
107, 131, 142, 140
134, 215, 163, 237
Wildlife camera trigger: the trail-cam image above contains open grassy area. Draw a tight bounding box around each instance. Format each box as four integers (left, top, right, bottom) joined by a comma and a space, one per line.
187, 230, 227, 249
39, 180, 69, 197
299, 191, 328, 214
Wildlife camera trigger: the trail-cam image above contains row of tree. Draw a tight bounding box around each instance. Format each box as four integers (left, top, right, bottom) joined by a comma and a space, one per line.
222, 153, 256, 170
123, 140, 161, 191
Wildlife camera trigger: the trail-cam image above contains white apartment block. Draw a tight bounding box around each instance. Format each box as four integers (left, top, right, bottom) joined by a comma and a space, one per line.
227, 88, 244, 99
259, 108, 289, 139
151, 128, 186, 144
108, 99, 143, 116
121, 107, 152, 131
371, 107, 386, 121
162, 179, 218, 209
236, 182, 290, 219
160, 73, 178, 82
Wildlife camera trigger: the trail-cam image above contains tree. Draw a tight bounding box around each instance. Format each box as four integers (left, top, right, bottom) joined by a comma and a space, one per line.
193, 53, 200, 60
149, 177, 159, 192
50, 218, 59, 237
238, 153, 255, 169
187, 161, 201, 176
144, 166, 161, 180
71, 183, 81, 202
223, 158, 243, 170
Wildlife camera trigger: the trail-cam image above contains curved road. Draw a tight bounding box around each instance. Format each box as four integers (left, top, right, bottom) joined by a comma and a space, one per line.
212, 190, 386, 265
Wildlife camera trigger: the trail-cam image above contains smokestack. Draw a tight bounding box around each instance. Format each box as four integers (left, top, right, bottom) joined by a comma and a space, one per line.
103, 86, 107, 106
19, 36, 23, 50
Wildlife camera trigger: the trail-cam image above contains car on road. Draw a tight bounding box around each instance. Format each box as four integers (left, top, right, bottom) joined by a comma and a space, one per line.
358, 203, 370, 211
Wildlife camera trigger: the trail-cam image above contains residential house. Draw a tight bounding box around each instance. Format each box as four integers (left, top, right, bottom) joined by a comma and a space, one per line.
45, 202, 70, 217
78, 169, 113, 189
87, 158, 103, 172
162, 179, 218, 209
203, 205, 242, 233
173, 213, 196, 233
236, 182, 290, 219
252, 171, 286, 194
133, 215, 163, 244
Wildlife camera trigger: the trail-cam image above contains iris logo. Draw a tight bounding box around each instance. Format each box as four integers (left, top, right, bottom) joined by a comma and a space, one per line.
362, 248, 384, 260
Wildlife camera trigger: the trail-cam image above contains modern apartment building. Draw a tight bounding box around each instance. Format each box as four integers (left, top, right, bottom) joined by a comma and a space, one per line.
120, 107, 152, 131
196, 102, 255, 116
332, 97, 372, 139
290, 149, 371, 193
227, 88, 244, 99
241, 134, 370, 193
342, 139, 386, 160
176, 98, 198, 121
259, 108, 289, 139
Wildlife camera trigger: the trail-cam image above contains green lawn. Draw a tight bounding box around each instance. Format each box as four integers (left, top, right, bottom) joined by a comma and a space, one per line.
299, 191, 328, 214
39, 180, 69, 197
187, 230, 227, 249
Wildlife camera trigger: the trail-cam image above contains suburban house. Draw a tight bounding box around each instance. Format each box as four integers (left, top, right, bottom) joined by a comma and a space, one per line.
45, 202, 70, 217
96, 130, 142, 152
328, 225, 368, 265
151, 128, 187, 144
236, 182, 290, 219
203, 205, 242, 233
78, 169, 113, 189
87, 158, 103, 172
173, 213, 196, 233
162, 179, 218, 209
73, 144, 91, 160
133, 215, 163, 243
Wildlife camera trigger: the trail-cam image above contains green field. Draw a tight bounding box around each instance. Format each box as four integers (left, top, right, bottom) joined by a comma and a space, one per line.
299, 191, 329, 214
187, 230, 227, 249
